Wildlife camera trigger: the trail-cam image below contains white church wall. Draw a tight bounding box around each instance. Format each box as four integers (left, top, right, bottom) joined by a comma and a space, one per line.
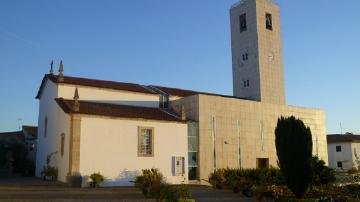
36, 80, 71, 182
79, 117, 188, 187
58, 84, 160, 108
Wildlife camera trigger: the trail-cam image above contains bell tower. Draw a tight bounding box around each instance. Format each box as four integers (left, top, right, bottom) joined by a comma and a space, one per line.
230, 0, 285, 104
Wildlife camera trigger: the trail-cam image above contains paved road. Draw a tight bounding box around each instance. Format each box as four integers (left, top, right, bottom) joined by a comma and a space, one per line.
0, 178, 255, 202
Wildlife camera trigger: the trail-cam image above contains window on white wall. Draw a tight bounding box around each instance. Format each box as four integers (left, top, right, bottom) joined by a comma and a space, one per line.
336, 145, 342, 152
60, 133, 65, 157
138, 127, 154, 157
44, 116, 48, 137
174, 156, 185, 176
337, 161, 343, 168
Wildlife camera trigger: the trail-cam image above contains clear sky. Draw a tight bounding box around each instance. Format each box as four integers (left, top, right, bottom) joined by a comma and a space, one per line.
0, 0, 359, 134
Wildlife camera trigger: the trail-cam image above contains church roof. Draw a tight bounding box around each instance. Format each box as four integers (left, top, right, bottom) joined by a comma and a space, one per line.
55, 98, 187, 123
36, 74, 254, 101
36, 74, 157, 99
327, 134, 360, 143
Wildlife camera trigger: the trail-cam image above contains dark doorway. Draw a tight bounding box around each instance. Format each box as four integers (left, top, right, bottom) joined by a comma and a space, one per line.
256, 158, 269, 169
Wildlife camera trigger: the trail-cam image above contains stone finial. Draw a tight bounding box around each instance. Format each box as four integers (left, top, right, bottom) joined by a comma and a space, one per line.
50, 60, 54, 75
73, 88, 80, 112
58, 60, 64, 82
181, 105, 186, 121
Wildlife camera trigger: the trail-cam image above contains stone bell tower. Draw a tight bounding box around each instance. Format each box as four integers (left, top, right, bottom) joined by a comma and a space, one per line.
230, 0, 285, 105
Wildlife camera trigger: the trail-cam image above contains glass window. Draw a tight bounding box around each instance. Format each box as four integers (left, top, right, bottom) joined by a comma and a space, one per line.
188, 167, 197, 180
44, 117, 48, 137
266, 13, 273, 30
188, 136, 198, 152
337, 161, 343, 168
336, 145, 342, 152
138, 127, 154, 156
188, 152, 197, 166
60, 133, 65, 157
239, 13, 247, 32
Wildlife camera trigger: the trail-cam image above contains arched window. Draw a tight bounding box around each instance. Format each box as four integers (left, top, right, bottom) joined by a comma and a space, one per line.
44, 116, 48, 137
60, 133, 65, 157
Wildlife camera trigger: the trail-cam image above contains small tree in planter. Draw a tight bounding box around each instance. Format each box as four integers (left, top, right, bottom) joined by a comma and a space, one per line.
275, 116, 313, 198
89, 172, 105, 188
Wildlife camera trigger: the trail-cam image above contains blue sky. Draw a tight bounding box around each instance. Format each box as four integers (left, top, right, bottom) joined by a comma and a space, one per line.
0, 0, 359, 134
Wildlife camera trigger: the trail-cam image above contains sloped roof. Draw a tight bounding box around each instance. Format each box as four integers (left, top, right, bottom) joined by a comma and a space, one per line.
36, 74, 157, 99
55, 98, 186, 123
36, 74, 255, 101
22, 126, 37, 138
327, 134, 360, 143
0, 131, 24, 143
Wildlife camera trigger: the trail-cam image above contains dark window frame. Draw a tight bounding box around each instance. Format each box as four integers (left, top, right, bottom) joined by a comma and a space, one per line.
239, 13, 247, 32
336, 145, 342, 152
337, 161, 343, 168
266, 13, 273, 30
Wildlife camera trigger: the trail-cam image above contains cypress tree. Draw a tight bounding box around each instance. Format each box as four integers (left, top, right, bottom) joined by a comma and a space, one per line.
275, 116, 313, 198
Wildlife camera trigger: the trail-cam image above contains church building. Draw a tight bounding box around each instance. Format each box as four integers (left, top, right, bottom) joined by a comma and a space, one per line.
35, 0, 328, 187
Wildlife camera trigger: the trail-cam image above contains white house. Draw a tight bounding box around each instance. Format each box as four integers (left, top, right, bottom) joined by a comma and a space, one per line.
35, 0, 328, 187
327, 134, 360, 171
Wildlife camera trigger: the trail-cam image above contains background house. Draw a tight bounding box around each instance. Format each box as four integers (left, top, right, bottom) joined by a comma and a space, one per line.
327, 133, 360, 171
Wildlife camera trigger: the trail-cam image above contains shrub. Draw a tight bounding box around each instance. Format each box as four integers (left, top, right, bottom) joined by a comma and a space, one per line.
311, 156, 336, 186
135, 168, 164, 197
159, 184, 192, 202
41, 165, 58, 180
208, 169, 225, 189
275, 116, 313, 198
89, 172, 105, 188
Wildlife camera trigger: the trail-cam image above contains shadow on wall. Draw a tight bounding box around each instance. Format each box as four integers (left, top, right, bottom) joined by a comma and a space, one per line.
82, 169, 141, 187
83, 100, 159, 108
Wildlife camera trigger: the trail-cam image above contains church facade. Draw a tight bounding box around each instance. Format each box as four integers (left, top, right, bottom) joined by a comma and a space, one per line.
35, 0, 328, 187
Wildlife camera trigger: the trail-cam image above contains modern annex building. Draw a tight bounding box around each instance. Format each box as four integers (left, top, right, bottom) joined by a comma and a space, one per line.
35, 0, 328, 186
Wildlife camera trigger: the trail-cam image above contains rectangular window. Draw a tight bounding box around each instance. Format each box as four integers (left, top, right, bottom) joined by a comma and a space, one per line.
266, 13, 273, 30
159, 95, 169, 109
337, 161, 343, 168
60, 133, 65, 157
174, 156, 185, 176
188, 122, 198, 180
239, 13, 247, 32
242, 53, 248, 61
44, 117, 48, 137
256, 158, 269, 169
138, 127, 154, 157
244, 80, 250, 88
336, 145, 342, 152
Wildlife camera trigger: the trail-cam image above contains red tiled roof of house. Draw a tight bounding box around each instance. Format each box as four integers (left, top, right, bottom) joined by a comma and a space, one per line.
55, 98, 186, 123
36, 74, 255, 101
36, 74, 157, 99
327, 134, 360, 143
0, 131, 24, 142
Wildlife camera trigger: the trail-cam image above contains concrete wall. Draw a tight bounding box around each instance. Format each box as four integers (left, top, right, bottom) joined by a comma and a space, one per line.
172, 94, 327, 183
58, 84, 160, 108
36, 80, 71, 182
79, 116, 188, 187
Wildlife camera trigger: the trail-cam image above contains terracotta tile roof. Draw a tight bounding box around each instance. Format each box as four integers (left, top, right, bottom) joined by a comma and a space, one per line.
36, 74, 157, 99
36, 74, 255, 101
55, 98, 186, 123
327, 134, 360, 143
151, 85, 255, 101
22, 126, 38, 138
0, 131, 24, 142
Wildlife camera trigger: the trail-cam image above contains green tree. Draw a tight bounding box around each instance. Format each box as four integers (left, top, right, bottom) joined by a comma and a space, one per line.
275, 116, 313, 198
311, 156, 335, 186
